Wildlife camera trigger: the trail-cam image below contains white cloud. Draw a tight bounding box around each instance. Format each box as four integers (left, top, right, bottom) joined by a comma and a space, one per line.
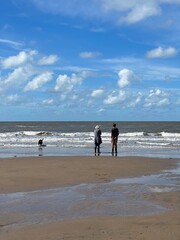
118, 68, 137, 88
32, 0, 180, 25
38, 55, 59, 65
42, 98, 54, 105
54, 71, 91, 94
24, 72, 53, 91
6, 94, 19, 102
0, 38, 24, 48
80, 51, 101, 58
101, 0, 180, 24
104, 90, 127, 105
4, 66, 34, 85
127, 92, 142, 107
144, 89, 170, 107
71, 72, 84, 84
97, 108, 105, 113
91, 89, 104, 98
118, 2, 160, 24
1, 50, 37, 69
158, 98, 170, 106
54, 74, 73, 93
146, 46, 177, 58
104, 89, 142, 107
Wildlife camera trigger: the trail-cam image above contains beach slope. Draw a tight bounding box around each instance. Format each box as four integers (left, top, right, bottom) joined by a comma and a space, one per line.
0, 156, 179, 240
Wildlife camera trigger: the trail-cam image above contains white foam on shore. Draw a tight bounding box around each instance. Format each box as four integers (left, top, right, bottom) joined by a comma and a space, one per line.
0, 129, 180, 158
148, 186, 174, 192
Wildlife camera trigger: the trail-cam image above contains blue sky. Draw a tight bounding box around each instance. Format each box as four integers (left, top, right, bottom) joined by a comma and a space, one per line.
0, 0, 180, 121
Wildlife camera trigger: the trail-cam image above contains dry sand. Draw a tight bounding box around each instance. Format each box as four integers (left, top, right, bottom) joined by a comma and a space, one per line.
0, 156, 179, 240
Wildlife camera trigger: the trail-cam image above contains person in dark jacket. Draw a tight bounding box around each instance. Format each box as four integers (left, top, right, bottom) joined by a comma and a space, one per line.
94, 125, 102, 155
111, 123, 119, 155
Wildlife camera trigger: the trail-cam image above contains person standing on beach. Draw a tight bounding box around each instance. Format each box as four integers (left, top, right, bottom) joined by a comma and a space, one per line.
111, 123, 119, 155
94, 125, 102, 155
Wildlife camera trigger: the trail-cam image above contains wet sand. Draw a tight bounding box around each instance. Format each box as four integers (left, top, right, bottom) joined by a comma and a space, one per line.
0, 156, 179, 239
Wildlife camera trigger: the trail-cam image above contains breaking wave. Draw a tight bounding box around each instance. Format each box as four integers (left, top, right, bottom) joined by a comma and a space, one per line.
0, 130, 180, 150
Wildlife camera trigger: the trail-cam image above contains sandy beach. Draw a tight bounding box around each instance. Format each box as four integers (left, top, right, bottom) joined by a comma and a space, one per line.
0, 156, 179, 240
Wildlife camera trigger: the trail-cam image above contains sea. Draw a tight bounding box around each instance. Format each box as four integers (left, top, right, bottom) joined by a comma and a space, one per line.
0, 121, 179, 158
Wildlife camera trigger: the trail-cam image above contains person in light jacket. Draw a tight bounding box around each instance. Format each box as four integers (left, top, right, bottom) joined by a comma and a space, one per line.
94, 125, 102, 155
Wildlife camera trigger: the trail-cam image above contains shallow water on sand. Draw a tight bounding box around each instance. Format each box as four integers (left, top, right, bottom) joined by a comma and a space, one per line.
0, 164, 179, 229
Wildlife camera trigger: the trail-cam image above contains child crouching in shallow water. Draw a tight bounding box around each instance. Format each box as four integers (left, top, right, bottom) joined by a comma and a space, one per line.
38, 138, 44, 146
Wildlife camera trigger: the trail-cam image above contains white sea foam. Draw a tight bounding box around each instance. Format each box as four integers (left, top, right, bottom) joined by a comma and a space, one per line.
161, 132, 180, 137
0, 130, 180, 149
0, 124, 180, 158
149, 187, 174, 193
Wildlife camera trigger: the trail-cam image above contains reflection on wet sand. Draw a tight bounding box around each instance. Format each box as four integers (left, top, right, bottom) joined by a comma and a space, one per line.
0, 164, 179, 229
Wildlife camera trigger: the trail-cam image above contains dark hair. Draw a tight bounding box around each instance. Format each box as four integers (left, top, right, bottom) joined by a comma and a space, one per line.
113, 123, 116, 127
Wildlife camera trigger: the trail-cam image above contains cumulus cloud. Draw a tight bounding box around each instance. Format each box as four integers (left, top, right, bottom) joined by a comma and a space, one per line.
104, 89, 143, 107
104, 90, 127, 105
1, 50, 37, 69
3, 66, 34, 85
38, 54, 59, 65
54, 71, 90, 94
144, 89, 170, 107
146, 46, 177, 58
118, 68, 137, 88
80, 51, 101, 58
24, 71, 53, 91
54, 74, 73, 93
91, 89, 104, 98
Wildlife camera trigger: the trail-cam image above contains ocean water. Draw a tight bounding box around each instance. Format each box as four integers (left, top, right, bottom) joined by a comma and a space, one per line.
0, 121, 179, 158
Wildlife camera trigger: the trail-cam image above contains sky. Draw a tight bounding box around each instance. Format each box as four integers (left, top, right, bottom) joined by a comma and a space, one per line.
0, 0, 180, 121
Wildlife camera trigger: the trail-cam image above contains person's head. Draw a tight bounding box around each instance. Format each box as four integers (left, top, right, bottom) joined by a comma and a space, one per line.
113, 123, 116, 127
95, 125, 100, 129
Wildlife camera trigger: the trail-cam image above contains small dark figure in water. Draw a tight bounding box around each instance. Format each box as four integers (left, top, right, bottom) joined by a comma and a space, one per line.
38, 139, 43, 146
111, 123, 119, 156
94, 125, 102, 155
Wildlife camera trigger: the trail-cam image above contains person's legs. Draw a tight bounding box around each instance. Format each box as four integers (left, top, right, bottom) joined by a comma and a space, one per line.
112, 138, 118, 155
114, 138, 118, 156
95, 143, 97, 154
112, 139, 114, 155
97, 144, 100, 154
95, 143, 100, 155
115, 142, 117, 153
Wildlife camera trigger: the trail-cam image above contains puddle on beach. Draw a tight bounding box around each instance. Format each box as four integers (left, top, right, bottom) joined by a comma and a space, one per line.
0, 165, 179, 229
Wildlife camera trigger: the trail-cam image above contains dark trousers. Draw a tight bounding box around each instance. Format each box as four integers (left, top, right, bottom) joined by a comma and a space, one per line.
95, 143, 100, 154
